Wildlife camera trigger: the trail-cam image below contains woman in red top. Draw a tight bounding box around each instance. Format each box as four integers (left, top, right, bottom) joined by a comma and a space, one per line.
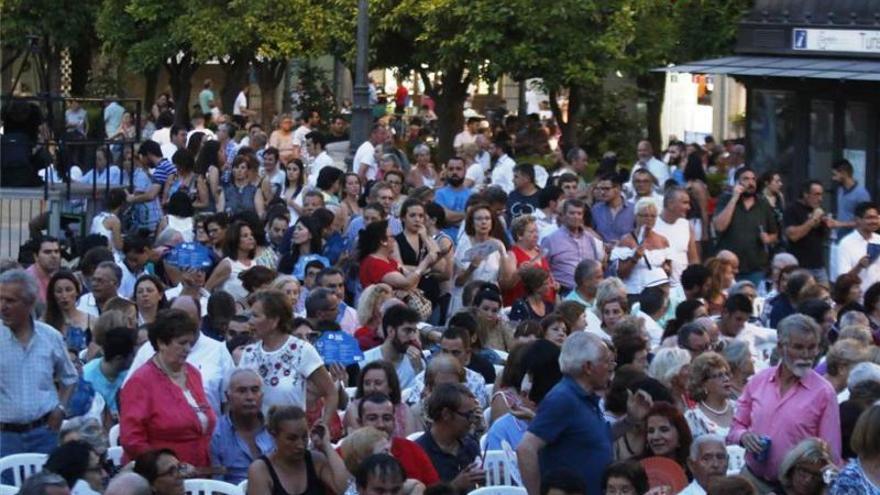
120, 309, 216, 468
358, 219, 436, 289
501, 215, 557, 306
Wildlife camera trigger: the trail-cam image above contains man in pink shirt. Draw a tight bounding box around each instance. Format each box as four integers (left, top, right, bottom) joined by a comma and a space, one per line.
25, 236, 61, 304
727, 313, 841, 493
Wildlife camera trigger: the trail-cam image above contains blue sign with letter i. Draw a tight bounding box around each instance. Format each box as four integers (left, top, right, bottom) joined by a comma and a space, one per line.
793, 29, 807, 49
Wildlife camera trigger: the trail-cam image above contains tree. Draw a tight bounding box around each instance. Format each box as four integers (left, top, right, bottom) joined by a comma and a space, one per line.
96, 0, 204, 123
357, 0, 517, 162
492, 0, 639, 152
620, 0, 750, 151
1, 0, 101, 95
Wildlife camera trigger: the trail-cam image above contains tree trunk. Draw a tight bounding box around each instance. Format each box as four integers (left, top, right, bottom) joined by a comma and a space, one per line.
637, 72, 665, 155
166, 55, 198, 125
69, 43, 93, 97
220, 54, 249, 118
255, 58, 287, 126
432, 67, 469, 164
143, 66, 160, 116
549, 85, 581, 152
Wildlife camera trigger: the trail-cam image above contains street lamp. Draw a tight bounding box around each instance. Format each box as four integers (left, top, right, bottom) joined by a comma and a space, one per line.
350, 0, 371, 159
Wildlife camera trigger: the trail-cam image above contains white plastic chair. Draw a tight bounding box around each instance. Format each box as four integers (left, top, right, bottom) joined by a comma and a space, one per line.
479, 433, 488, 450
107, 446, 123, 467
485, 384, 494, 397
184, 478, 243, 495
238, 480, 248, 494
0, 485, 19, 495
493, 365, 504, 377
483, 449, 519, 486
469, 486, 526, 495
726, 445, 746, 475
494, 350, 509, 363
0, 453, 48, 487
345, 387, 358, 399
406, 431, 424, 442
108, 424, 120, 446
483, 407, 492, 426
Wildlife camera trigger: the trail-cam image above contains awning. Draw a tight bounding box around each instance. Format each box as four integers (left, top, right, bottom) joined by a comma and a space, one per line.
655, 55, 880, 82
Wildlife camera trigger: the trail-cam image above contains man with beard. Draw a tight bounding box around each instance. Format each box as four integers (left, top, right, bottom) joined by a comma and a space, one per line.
359, 305, 425, 389
712, 167, 778, 285
24, 235, 61, 305
517, 332, 653, 495
434, 157, 472, 241
727, 314, 841, 493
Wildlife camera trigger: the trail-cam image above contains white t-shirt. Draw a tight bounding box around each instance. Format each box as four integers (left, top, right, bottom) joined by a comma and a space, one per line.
308, 151, 335, 188
837, 230, 880, 293
361, 346, 418, 390
453, 130, 476, 149
238, 335, 324, 416
293, 125, 313, 161
353, 141, 378, 181
233, 91, 247, 116
490, 154, 516, 193
465, 162, 489, 190
653, 216, 691, 288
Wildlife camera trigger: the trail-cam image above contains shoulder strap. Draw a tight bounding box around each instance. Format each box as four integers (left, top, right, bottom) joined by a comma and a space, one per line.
260, 456, 286, 494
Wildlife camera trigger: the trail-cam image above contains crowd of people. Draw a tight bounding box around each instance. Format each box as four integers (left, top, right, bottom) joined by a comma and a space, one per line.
2, 97, 880, 495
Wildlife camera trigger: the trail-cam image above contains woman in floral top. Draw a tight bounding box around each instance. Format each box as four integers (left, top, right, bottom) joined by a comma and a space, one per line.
830, 404, 880, 495
238, 290, 338, 426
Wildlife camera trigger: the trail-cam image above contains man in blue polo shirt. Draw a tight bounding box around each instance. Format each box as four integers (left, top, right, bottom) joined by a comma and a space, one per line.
517, 332, 652, 495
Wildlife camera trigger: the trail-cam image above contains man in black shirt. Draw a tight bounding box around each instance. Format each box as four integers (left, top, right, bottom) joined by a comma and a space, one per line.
506, 163, 542, 225
783, 180, 835, 284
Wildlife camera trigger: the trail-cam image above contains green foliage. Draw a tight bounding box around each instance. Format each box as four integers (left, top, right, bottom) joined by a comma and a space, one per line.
1, 0, 99, 52
293, 63, 337, 123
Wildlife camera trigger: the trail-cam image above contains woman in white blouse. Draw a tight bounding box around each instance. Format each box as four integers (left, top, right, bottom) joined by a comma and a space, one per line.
451, 203, 509, 314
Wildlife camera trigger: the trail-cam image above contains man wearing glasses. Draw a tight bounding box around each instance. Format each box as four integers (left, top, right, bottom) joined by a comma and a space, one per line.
591, 173, 636, 243
414, 383, 485, 492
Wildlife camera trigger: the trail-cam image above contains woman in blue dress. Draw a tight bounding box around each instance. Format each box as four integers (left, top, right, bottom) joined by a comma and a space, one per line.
43, 270, 94, 354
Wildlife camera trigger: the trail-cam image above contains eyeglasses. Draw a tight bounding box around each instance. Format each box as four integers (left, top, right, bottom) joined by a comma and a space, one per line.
157, 464, 183, 478
453, 409, 478, 421
707, 371, 730, 380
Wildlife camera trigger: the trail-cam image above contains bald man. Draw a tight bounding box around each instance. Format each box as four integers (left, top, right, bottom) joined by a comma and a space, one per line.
105, 472, 151, 495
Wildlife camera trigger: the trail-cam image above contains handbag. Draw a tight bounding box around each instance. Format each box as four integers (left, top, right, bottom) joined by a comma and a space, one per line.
396, 288, 433, 321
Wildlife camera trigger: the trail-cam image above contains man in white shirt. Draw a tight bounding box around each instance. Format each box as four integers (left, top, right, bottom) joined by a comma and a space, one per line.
631, 140, 669, 187
293, 110, 321, 163
306, 132, 334, 189
354, 124, 388, 183
680, 435, 729, 495
123, 298, 234, 415
490, 140, 517, 193
716, 293, 776, 367
160, 125, 189, 160
316, 269, 358, 335
653, 186, 699, 289
360, 305, 425, 389
837, 201, 880, 293
465, 134, 491, 191
77, 262, 124, 316
725, 144, 746, 186
534, 184, 563, 242
453, 116, 481, 149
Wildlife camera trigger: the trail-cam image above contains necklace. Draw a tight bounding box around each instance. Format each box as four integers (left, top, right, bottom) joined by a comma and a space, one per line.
154, 354, 185, 383
700, 400, 730, 415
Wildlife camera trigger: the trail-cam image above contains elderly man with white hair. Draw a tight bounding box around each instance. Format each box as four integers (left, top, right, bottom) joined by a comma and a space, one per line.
727, 314, 841, 492
680, 434, 729, 495
517, 332, 652, 495
211, 368, 274, 484
846, 361, 880, 393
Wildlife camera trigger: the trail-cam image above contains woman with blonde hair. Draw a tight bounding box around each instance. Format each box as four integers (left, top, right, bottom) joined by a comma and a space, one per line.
339, 427, 425, 495
593, 278, 630, 339
705, 256, 735, 315
270, 275, 303, 317
612, 198, 671, 300
778, 438, 835, 495
685, 352, 736, 439
354, 283, 393, 351
648, 347, 692, 411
